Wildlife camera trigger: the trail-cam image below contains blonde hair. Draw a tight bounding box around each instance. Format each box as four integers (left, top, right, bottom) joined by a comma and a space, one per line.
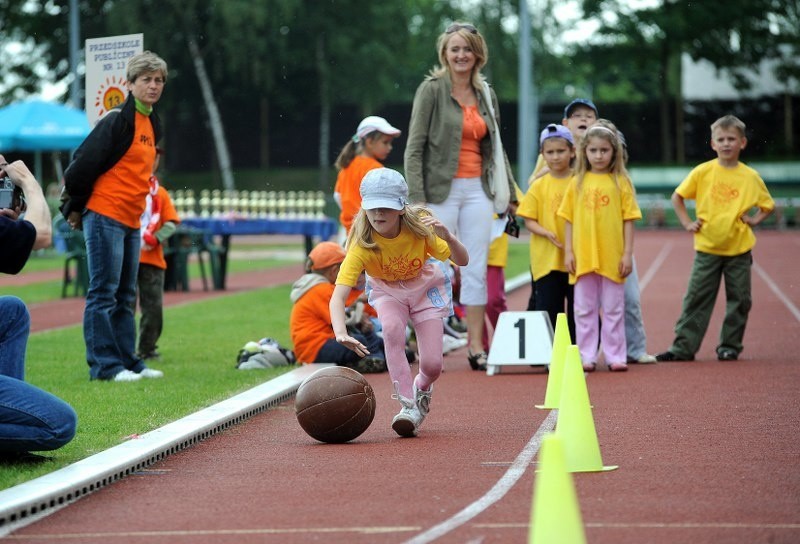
126, 51, 168, 83
428, 23, 487, 89
575, 120, 633, 193
711, 115, 746, 138
346, 204, 436, 251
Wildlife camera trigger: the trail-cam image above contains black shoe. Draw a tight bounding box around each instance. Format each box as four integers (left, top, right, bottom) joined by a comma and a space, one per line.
717, 348, 738, 361
467, 350, 487, 371
354, 356, 387, 374
655, 351, 694, 362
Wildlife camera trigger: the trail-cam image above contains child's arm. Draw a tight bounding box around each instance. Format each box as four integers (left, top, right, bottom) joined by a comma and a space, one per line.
619, 219, 634, 278
741, 207, 773, 227
422, 215, 469, 266
671, 192, 702, 232
523, 218, 563, 248
563, 220, 575, 274
330, 284, 370, 356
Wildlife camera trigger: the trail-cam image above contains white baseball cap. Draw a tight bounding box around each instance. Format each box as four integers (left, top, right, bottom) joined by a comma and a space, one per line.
360, 168, 408, 211
355, 116, 401, 141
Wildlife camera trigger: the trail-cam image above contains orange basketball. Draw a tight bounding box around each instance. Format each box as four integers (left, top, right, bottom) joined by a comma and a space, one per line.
295, 366, 376, 443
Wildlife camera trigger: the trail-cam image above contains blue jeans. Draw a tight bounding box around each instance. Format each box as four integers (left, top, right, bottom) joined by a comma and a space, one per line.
315, 332, 385, 366
0, 297, 77, 453
624, 259, 649, 359
83, 211, 146, 380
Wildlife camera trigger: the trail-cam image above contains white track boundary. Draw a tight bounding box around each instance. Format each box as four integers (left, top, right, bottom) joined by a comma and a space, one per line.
0, 364, 331, 536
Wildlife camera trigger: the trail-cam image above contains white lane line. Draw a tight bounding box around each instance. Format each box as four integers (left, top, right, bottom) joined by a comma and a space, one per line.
638, 242, 673, 293
754, 261, 800, 322
403, 410, 558, 544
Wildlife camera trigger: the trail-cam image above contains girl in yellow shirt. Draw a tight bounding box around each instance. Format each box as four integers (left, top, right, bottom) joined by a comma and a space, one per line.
557, 124, 641, 372
330, 168, 468, 438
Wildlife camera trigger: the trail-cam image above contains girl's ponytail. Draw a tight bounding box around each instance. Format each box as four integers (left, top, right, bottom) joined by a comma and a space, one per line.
334, 139, 358, 171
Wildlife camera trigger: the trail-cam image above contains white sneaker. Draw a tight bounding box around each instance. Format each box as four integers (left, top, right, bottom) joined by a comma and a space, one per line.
414, 383, 433, 425
113, 369, 143, 382
139, 368, 164, 379
442, 334, 467, 354
391, 383, 422, 437
630, 353, 657, 364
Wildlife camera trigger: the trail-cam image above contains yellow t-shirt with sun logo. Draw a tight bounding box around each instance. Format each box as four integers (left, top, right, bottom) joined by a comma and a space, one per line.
676, 159, 774, 256
557, 172, 641, 284
517, 173, 572, 281
336, 223, 451, 287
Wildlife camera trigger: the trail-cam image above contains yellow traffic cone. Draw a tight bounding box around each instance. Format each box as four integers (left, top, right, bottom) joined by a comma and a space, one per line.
556, 345, 618, 472
536, 312, 570, 410
529, 433, 587, 544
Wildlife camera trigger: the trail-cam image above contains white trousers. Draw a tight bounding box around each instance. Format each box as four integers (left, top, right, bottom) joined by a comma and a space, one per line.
427, 177, 493, 306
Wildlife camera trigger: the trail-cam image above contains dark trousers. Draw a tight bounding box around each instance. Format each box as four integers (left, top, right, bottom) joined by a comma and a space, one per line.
136, 263, 165, 356
315, 331, 385, 367
533, 271, 576, 342
670, 251, 752, 358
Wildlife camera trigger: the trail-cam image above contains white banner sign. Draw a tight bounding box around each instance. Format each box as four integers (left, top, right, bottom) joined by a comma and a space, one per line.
84, 33, 143, 126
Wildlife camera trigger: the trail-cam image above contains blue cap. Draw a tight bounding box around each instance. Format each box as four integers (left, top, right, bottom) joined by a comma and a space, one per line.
563, 98, 598, 119
539, 123, 574, 146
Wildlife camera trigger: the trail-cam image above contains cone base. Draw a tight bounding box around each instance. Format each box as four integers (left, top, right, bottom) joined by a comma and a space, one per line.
569, 464, 619, 473
534, 404, 555, 410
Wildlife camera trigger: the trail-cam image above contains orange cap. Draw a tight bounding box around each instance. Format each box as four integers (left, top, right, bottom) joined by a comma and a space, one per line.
308, 242, 346, 270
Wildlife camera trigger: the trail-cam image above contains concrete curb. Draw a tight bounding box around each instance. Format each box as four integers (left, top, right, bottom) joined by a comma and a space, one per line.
0, 364, 331, 535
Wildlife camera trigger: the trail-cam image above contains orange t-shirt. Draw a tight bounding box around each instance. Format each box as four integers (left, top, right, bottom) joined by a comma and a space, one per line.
139, 186, 181, 269
87, 111, 157, 228
334, 155, 383, 232
290, 282, 336, 363
455, 105, 487, 179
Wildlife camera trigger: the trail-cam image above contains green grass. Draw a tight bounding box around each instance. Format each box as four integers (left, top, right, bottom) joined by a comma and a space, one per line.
0, 284, 295, 491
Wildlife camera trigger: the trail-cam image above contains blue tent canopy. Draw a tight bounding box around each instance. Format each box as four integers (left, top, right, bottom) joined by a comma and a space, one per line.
0, 100, 90, 151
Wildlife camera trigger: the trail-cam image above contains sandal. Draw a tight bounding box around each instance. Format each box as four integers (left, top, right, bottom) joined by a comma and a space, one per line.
467, 350, 488, 371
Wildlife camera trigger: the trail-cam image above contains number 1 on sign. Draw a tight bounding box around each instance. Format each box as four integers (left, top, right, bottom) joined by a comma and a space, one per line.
514, 317, 526, 359
486, 311, 553, 374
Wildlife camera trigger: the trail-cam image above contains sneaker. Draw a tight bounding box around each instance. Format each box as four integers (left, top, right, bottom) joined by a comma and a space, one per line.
442, 335, 467, 354
717, 348, 738, 361
138, 350, 161, 362
655, 351, 695, 362
608, 362, 629, 372
582, 362, 597, 372
139, 368, 164, 379
391, 383, 422, 437
353, 357, 387, 374
414, 382, 433, 425
113, 369, 143, 382
629, 353, 657, 364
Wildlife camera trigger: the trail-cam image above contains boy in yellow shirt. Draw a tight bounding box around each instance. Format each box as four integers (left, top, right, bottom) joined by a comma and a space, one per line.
656, 115, 774, 362
517, 124, 576, 340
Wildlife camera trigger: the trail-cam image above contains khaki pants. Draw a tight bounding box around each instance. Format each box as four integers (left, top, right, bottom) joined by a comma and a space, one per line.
670, 251, 752, 358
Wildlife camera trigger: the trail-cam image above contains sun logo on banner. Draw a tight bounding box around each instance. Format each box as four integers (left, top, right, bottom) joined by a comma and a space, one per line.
94, 75, 128, 118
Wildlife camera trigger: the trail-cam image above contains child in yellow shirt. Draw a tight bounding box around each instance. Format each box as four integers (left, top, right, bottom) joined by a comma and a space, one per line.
656, 115, 774, 362
517, 124, 576, 341
558, 123, 641, 372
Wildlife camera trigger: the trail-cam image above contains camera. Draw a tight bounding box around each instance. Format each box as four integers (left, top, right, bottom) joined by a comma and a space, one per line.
503, 212, 520, 238
0, 177, 22, 210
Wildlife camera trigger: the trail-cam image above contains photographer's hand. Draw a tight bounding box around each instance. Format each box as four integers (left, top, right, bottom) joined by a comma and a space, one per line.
0, 155, 52, 249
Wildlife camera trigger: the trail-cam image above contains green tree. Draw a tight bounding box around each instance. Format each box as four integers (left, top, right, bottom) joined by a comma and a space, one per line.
578, 0, 797, 163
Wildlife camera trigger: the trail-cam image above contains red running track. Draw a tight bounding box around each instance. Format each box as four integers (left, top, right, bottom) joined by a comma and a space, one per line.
5, 230, 800, 543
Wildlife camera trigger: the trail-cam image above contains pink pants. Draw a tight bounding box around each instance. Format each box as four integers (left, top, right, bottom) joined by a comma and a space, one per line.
574, 273, 626, 366
367, 262, 451, 399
